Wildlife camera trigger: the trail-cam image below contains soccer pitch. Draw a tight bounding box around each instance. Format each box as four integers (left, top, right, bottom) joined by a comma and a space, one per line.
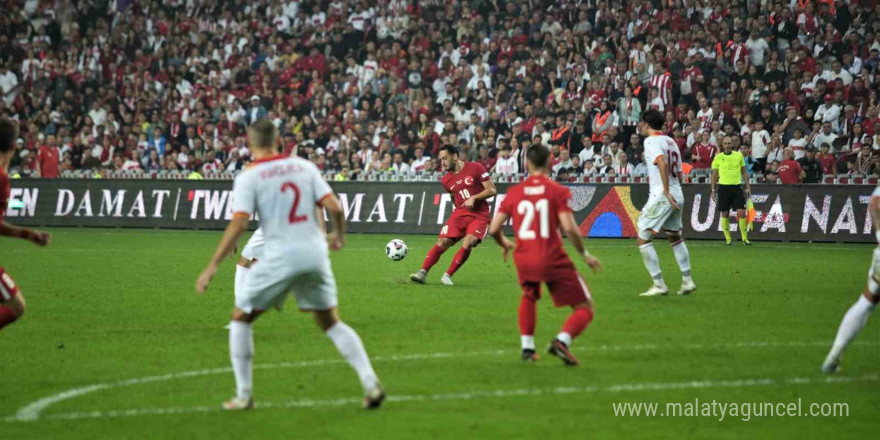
2, 229, 879, 439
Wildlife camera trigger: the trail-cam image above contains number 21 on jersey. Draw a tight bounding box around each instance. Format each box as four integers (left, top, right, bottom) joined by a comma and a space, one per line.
517, 199, 549, 240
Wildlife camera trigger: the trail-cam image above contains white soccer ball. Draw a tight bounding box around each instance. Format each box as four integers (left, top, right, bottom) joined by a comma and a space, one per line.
385, 239, 408, 261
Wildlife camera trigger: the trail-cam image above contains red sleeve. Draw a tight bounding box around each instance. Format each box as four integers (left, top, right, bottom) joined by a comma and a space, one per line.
471, 162, 490, 181
0, 173, 9, 221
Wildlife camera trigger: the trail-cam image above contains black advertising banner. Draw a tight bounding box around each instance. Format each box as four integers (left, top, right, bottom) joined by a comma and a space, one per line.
4, 180, 876, 243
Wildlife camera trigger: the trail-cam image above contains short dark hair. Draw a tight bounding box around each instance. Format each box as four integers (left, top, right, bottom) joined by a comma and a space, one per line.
248, 119, 277, 148
641, 109, 664, 130
0, 118, 19, 153
526, 144, 550, 168
439, 144, 459, 156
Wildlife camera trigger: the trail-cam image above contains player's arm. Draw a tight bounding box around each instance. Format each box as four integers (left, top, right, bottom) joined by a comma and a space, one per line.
655, 154, 680, 210
315, 206, 327, 237
741, 165, 751, 195
197, 213, 249, 293
558, 210, 602, 273
870, 196, 880, 242
464, 178, 498, 209
710, 164, 719, 201
0, 220, 50, 246
319, 194, 346, 250
489, 211, 514, 262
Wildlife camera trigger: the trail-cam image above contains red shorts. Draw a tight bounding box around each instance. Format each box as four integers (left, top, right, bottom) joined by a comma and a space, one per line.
439, 211, 489, 242
519, 265, 593, 307
0, 267, 19, 301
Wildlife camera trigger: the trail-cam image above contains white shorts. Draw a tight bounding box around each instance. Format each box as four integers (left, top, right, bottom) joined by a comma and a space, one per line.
236, 257, 338, 313
637, 193, 684, 240
241, 228, 265, 261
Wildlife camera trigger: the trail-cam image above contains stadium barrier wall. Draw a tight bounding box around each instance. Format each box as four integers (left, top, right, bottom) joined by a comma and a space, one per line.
5, 180, 875, 243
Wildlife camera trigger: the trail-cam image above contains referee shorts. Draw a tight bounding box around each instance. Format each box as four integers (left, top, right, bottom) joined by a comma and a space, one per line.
717, 185, 746, 212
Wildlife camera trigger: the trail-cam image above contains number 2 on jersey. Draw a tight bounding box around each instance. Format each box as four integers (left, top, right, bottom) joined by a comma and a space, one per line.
517, 199, 549, 240
665, 149, 680, 179
281, 182, 308, 224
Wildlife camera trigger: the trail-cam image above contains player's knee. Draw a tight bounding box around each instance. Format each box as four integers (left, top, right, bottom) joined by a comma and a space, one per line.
862, 290, 880, 305
237, 257, 255, 268
437, 239, 452, 250
636, 237, 651, 246
572, 300, 593, 311
231, 307, 259, 323
6, 294, 26, 318
313, 308, 339, 331
667, 234, 682, 244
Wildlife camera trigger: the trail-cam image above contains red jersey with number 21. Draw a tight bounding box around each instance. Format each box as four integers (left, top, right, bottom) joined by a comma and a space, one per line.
499, 175, 574, 279
441, 161, 491, 218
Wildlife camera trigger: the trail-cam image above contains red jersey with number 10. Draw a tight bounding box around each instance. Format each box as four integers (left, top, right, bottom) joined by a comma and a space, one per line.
441, 161, 491, 218
499, 175, 574, 278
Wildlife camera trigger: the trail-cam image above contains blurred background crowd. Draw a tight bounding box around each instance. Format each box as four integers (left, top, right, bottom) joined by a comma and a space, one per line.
1, 0, 879, 184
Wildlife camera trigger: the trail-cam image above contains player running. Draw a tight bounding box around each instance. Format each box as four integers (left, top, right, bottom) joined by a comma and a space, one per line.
0, 118, 51, 332
197, 120, 384, 410
489, 145, 602, 366
410, 145, 497, 285
710, 136, 752, 245
821, 185, 880, 373
635, 109, 696, 297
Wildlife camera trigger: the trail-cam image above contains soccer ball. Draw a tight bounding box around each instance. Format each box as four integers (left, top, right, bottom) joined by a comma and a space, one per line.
385, 239, 408, 261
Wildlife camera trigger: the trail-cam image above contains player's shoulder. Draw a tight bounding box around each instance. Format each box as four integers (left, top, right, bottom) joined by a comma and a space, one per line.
0, 168, 10, 189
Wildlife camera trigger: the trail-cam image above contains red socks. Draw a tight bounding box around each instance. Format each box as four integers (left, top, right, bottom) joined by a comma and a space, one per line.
445, 247, 472, 276
518, 295, 537, 336
421, 245, 445, 272
0, 306, 18, 330
562, 307, 594, 339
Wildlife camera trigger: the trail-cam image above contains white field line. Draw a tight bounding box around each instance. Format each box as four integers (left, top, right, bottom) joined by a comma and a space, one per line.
8, 340, 877, 423
6, 373, 878, 423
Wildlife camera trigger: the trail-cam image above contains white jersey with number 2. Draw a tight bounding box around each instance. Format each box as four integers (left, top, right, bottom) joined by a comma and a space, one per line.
644, 134, 683, 199
232, 156, 332, 268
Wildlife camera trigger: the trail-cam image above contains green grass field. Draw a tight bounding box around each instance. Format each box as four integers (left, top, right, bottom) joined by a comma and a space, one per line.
2, 229, 879, 439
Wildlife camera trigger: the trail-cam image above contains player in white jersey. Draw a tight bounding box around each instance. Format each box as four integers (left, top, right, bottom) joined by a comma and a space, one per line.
821, 185, 880, 373
197, 120, 384, 410
635, 109, 696, 297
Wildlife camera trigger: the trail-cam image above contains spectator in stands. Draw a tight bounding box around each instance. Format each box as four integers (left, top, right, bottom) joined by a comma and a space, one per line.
778, 148, 805, 184
799, 146, 823, 184
817, 143, 838, 176
494, 145, 518, 175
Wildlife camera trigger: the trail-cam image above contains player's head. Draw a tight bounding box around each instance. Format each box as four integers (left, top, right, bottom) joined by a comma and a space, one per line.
525, 144, 551, 175
438, 145, 459, 172
247, 119, 278, 156
0, 117, 19, 162
640, 109, 664, 134
722, 136, 734, 154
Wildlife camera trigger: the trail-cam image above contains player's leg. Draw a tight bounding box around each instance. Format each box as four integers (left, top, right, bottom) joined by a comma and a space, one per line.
718, 187, 734, 244
313, 308, 384, 409
636, 197, 670, 296
719, 210, 732, 244
822, 248, 880, 373
224, 306, 264, 410
667, 231, 696, 295
442, 220, 486, 285
736, 208, 750, 244
519, 282, 541, 362
0, 268, 24, 331
297, 267, 384, 408
410, 237, 455, 284
546, 271, 596, 366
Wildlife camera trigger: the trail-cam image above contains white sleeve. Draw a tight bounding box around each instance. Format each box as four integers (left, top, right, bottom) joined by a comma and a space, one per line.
644, 138, 663, 165
232, 173, 256, 215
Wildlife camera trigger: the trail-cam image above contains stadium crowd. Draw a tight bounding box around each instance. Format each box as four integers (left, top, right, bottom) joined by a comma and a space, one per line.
1, 0, 879, 184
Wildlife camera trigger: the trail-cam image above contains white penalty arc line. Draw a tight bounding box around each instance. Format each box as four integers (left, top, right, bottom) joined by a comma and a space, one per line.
9, 340, 879, 423
8, 373, 879, 423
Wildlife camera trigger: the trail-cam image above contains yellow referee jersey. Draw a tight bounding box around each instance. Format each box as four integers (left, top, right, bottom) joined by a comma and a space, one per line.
711, 151, 745, 185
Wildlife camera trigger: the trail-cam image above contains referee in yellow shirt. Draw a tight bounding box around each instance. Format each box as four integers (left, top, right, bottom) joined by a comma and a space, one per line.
710, 136, 752, 245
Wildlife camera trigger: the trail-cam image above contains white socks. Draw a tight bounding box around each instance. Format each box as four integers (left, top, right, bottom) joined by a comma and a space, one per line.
229, 321, 254, 399
639, 243, 666, 288
671, 241, 693, 284
829, 296, 875, 359
521, 335, 535, 351
326, 321, 379, 392
556, 332, 572, 346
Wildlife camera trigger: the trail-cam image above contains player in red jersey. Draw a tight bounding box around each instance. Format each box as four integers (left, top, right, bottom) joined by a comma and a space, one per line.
410, 145, 497, 285
0, 118, 51, 332
489, 145, 602, 365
